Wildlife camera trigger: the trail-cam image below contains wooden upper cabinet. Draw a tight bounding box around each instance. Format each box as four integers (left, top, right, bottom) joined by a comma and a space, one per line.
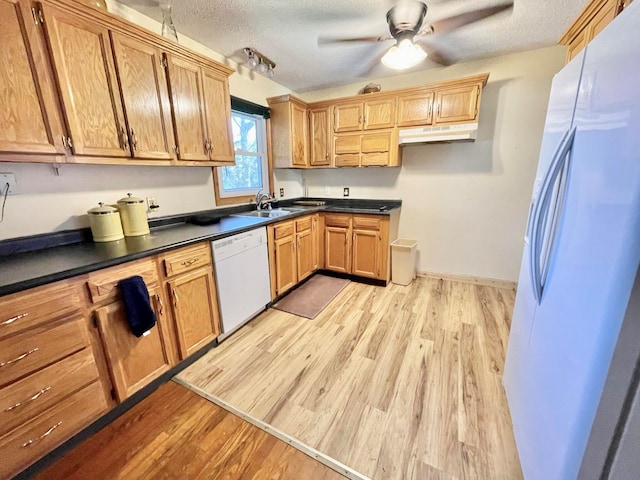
560, 0, 629, 63
397, 92, 434, 127
434, 84, 480, 125
0, 0, 65, 157
334, 103, 363, 132
309, 107, 331, 166
41, 4, 128, 157
363, 97, 396, 130
267, 96, 308, 168
165, 54, 209, 161
201, 68, 234, 163
110, 33, 174, 160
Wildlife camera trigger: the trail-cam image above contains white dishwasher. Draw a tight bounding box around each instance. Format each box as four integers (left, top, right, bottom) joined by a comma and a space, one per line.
211, 227, 271, 341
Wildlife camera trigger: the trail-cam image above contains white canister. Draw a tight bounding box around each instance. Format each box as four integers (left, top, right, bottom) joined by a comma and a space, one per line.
117, 193, 150, 237
87, 203, 125, 242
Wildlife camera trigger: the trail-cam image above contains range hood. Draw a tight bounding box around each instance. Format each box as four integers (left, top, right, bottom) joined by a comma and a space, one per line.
398, 123, 478, 145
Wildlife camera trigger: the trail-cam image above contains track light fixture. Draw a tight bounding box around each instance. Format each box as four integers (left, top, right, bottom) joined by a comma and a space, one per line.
243, 47, 276, 78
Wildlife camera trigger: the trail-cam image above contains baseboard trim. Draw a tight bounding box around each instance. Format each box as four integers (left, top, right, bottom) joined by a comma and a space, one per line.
173, 377, 372, 480
418, 271, 517, 290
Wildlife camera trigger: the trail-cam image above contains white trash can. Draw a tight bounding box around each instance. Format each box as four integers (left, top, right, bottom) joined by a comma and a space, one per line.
390, 239, 418, 286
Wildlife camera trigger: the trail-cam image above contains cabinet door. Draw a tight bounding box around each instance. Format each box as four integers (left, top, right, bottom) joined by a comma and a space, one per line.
291, 102, 308, 167
352, 229, 381, 278
296, 229, 314, 282
201, 67, 234, 162
567, 28, 589, 62
363, 98, 395, 130
397, 92, 434, 127
325, 226, 351, 273
0, 0, 65, 156
309, 107, 330, 166
95, 286, 174, 402
110, 33, 174, 160
274, 235, 297, 296
311, 215, 320, 271
167, 269, 220, 359
165, 55, 209, 161
334, 103, 362, 132
41, 4, 128, 157
361, 132, 391, 166
434, 84, 480, 125
589, 0, 618, 41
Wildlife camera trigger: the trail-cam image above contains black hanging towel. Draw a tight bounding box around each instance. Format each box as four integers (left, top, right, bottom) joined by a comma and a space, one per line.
118, 275, 156, 337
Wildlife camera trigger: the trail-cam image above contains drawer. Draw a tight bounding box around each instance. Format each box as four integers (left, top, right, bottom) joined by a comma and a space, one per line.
324, 214, 352, 228
335, 154, 360, 167
334, 134, 360, 154
86, 258, 158, 304
361, 152, 389, 167
0, 349, 99, 436
361, 132, 391, 153
273, 221, 294, 240
162, 243, 211, 277
0, 281, 81, 340
0, 316, 89, 388
0, 380, 108, 479
295, 216, 312, 232
353, 215, 382, 231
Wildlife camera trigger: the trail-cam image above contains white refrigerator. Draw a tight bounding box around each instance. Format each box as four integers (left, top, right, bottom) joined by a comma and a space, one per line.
503, 3, 640, 480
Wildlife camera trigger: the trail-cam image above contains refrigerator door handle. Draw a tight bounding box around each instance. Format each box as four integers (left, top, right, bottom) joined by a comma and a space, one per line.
540, 128, 576, 292
529, 127, 576, 304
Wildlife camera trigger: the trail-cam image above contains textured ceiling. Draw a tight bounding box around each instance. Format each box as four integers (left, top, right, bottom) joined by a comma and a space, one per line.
119, 0, 590, 92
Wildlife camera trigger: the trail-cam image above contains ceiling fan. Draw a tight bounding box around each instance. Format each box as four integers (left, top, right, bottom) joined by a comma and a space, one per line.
318, 0, 514, 70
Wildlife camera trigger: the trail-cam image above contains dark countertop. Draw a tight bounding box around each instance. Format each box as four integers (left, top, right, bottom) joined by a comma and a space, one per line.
0, 198, 401, 297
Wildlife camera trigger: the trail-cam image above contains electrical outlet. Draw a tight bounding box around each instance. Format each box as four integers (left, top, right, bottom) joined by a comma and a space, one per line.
343, 187, 350, 197
0, 173, 18, 195
279, 188, 284, 197
324, 186, 331, 195
147, 197, 160, 213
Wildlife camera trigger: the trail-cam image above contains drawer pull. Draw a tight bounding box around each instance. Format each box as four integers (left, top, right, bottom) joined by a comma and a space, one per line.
1, 312, 29, 326
6, 386, 51, 411
180, 258, 199, 267
21, 421, 62, 448
0, 347, 39, 367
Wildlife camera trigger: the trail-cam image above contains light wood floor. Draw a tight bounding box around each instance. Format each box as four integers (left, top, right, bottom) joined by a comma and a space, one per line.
177, 276, 523, 480
34, 382, 347, 480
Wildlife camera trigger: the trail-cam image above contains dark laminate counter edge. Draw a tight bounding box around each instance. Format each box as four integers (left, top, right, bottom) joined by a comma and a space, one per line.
0, 200, 401, 297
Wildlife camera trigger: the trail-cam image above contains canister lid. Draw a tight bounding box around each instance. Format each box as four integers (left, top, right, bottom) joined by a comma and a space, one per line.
87, 202, 119, 215
117, 193, 145, 205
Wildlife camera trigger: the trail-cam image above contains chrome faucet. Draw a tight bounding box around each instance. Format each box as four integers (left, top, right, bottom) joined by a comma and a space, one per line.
255, 189, 273, 210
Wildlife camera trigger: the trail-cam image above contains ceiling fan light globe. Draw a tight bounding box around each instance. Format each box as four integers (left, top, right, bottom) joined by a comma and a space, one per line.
381, 39, 427, 70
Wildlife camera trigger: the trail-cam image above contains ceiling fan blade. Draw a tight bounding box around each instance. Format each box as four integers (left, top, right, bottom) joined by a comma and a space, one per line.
318, 35, 393, 46
430, 2, 514, 34
422, 45, 453, 66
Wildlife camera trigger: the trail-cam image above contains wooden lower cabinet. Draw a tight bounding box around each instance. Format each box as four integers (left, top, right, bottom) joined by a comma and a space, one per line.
166, 268, 220, 359
268, 214, 322, 298
94, 285, 175, 402
324, 213, 391, 281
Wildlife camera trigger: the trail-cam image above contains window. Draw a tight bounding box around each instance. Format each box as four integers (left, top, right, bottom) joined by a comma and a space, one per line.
216, 110, 269, 199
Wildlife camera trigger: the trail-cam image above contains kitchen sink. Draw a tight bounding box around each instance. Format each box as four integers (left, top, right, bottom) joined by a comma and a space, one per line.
234, 209, 293, 218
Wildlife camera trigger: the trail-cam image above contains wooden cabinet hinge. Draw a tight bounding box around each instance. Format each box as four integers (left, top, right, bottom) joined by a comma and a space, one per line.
31, 7, 44, 25
173, 145, 179, 156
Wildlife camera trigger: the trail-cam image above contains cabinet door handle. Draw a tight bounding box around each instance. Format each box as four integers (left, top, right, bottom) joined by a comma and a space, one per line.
172, 288, 179, 309
22, 421, 62, 448
428, 103, 433, 118
1, 348, 39, 367
436, 103, 441, 116
6, 386, 51, 411
1, 312, 28, 326
155, 294, 164, 317
120, 128, 130, 150
181, 258, 199, 267
130, 129, 139, 150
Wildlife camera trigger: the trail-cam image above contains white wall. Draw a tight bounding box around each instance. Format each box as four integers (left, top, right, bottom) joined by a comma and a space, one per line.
300, 46, 566, 282
0, 1, 300, 241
